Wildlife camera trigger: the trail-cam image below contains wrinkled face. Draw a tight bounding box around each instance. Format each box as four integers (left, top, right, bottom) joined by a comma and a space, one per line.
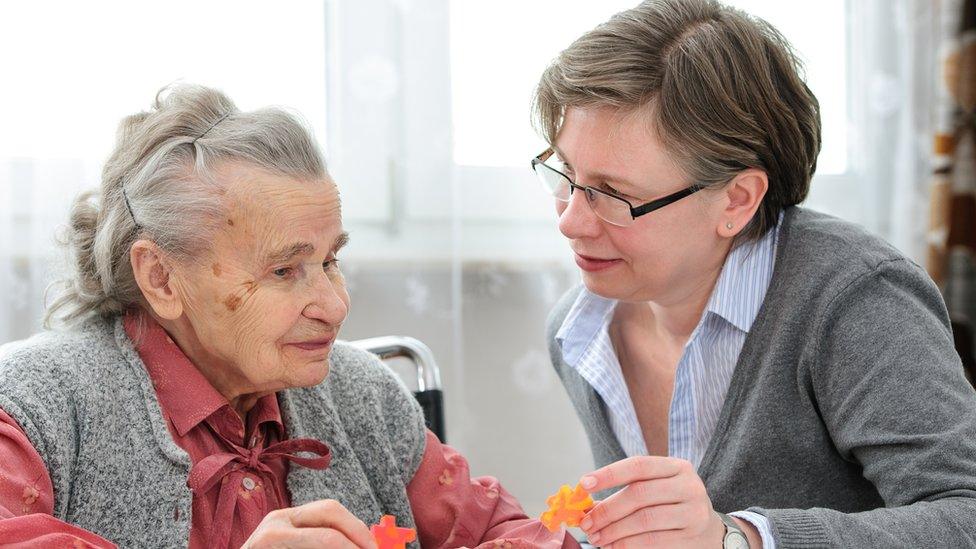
171, 162, 350, 394
554, 107, 728, 304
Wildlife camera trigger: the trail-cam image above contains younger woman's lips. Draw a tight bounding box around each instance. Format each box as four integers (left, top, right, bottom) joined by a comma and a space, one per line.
574, 253, 622, 272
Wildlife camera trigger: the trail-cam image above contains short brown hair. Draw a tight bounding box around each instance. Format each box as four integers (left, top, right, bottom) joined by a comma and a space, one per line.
533, 0, 821, 240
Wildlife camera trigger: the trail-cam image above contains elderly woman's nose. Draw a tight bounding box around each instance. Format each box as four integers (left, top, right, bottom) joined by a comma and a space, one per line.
302, 273, 348, 324
558, 187, 601, 240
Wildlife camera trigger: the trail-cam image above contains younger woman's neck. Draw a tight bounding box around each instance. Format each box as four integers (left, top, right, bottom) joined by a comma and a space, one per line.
621, 252, 729, 346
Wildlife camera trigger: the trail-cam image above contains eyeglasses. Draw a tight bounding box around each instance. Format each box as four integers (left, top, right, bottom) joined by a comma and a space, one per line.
530, 148, 706, 227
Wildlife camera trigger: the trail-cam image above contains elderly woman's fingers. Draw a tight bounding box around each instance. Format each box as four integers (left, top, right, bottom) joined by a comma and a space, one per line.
244, 526, 364, 549
287, 499, 377, 549
297, 527, 366, 548
242, 500, 379, 549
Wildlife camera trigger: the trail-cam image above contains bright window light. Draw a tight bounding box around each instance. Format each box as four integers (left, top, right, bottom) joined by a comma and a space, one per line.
450, 0, 847, 175
0, 0, 327, 162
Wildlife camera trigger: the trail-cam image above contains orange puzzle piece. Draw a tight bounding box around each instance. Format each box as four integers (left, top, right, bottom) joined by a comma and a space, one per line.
539, 483, 595, 532
371, 514, 417, 549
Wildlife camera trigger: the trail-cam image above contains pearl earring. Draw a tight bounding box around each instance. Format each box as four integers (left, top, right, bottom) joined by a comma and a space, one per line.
725, 222, 734, 230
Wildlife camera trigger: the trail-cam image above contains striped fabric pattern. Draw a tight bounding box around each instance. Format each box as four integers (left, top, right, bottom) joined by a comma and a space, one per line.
555, 219, 780, 464
555, 217, 782, 547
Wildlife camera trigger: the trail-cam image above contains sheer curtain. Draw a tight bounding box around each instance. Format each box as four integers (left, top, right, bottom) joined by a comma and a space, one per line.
858, 0, 940, 261
0, 160, 90, 343
0, 0, 943, 516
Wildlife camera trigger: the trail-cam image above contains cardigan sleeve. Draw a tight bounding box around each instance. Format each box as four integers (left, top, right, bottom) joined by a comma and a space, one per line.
754, 258, 976, 547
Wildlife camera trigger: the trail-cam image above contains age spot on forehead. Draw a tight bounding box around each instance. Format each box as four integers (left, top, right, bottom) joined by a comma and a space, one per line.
227, 218, 235, 226
212, 263, 222, 277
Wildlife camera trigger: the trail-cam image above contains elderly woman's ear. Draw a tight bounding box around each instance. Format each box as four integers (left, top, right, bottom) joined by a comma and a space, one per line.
719, 168, 769, 238
130, 239, 184, 320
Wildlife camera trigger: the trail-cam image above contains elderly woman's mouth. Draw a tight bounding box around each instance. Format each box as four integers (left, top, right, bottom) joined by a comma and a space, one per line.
287, 338, 335, 352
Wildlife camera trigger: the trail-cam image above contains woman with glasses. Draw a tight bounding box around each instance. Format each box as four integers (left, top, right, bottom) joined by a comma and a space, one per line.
534, 1, 976, 548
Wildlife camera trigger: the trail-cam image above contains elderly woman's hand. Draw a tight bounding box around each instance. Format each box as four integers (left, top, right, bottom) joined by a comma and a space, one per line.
242, 499, 378, 549
576, 456, 726, 548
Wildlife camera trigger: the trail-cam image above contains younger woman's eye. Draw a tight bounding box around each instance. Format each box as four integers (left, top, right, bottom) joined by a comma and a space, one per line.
323, 257, 340, 271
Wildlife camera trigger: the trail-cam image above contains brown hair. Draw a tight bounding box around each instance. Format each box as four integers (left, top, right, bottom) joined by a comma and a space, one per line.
533, 0, 821, 240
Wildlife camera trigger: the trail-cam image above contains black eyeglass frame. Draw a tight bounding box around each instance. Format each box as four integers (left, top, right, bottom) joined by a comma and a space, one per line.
531, 148, 707, 224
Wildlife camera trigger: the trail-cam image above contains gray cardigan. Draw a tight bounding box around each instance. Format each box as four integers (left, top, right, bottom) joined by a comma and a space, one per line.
0, 317, 427, 548
547, 207, 976, 548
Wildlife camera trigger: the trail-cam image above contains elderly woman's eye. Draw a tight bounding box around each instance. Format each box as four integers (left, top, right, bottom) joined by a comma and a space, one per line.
272, 267, 293, 278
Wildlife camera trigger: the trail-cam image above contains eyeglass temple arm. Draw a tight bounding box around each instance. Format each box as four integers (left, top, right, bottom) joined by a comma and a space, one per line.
630, 183, 706, 217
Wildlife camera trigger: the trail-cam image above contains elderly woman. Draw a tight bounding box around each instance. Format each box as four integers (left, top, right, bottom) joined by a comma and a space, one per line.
0, 85, 577, 549
534, 1, 976, 548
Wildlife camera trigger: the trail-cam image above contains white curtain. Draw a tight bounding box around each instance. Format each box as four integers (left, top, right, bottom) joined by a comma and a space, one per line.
0, 160, 94, 343
860, 0, 940, 261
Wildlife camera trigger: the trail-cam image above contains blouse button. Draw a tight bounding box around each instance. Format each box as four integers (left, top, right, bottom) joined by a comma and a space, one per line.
242, 477, 257, 491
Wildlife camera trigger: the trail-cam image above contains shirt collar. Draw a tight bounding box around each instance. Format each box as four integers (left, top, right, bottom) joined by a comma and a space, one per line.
556, 212, 783, 365
122, 312, 283, 438
554, 289, 617, 367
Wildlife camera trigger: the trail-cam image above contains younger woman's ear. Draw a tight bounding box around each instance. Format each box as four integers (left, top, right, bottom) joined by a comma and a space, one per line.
718, 169, 768, 238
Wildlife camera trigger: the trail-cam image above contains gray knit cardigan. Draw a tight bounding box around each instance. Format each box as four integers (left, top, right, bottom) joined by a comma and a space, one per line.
0, 317, 427, 548
547, 207, 976, 548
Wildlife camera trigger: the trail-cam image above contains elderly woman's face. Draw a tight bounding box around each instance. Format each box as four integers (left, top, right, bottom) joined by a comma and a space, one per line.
171, 162, 349, 394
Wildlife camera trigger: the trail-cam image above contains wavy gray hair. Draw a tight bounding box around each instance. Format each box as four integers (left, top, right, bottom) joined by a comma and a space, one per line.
46, 84, 328, 326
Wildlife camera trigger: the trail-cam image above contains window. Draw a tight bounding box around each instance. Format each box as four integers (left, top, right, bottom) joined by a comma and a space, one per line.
1, 0, 860, 264
450, 0, 848, 174
328, 0, 856, 261
0, 1, 328, 162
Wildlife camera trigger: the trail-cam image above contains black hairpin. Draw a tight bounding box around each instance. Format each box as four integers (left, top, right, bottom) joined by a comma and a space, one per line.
192, 113, 230, 144
121, 187, 140, 229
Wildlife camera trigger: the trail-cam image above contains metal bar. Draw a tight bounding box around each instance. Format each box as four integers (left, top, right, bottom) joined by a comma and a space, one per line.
346, 335, 442, 392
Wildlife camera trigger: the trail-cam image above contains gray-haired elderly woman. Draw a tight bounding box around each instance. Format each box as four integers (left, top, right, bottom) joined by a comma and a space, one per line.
0, 85, 577, 549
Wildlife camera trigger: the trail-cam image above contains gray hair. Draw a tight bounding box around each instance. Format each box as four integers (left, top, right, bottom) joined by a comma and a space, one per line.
46, 84, 328, 327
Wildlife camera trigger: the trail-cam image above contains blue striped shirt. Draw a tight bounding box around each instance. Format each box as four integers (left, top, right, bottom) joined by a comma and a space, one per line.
555, 215, 782, 547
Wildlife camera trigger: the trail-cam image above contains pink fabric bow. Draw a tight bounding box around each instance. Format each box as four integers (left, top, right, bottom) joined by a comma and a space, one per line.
187, 437, 331, 549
